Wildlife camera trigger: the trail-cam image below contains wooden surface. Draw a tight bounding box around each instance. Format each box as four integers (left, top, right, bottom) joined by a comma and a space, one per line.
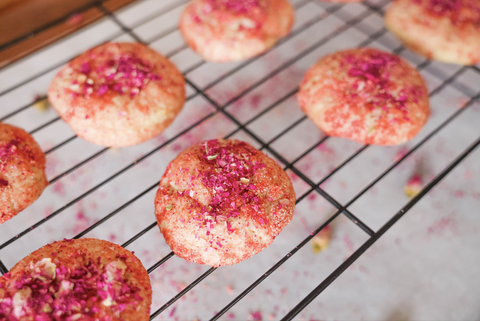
0, 0, 138, 69
0, 0, 27, 12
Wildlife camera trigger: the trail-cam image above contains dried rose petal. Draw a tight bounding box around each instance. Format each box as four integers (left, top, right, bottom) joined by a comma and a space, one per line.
68, 13, 83, 25
206, 0, 261, 14
0, 255, 142, 319
33, 95, 49, 112
195, 140, 266, 230
80, 62, 91, 74
343, 50, 419, 123
97, 84, 108, 95
311, 225, 331, 254
404, 174, 423, 197
73, 53, 162, 99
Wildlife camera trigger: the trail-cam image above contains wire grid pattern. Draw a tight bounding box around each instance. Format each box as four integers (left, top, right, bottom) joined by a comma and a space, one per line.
0, 0, 479, 319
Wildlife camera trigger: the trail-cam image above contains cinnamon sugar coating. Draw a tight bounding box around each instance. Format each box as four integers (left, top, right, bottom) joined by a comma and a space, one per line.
385, 0, 480, 65
48, 42, 186, 147
180, 0, 294, 62
154, 139, 295, 267
0, 122, 47, 224
0, 239, 152, 321
298, 48, 430, 146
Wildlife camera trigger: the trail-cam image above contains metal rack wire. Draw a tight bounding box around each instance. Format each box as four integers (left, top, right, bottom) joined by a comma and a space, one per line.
0, 0, 479, 319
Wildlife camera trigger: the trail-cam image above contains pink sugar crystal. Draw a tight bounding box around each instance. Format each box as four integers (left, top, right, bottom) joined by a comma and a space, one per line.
74, 53, 161, 99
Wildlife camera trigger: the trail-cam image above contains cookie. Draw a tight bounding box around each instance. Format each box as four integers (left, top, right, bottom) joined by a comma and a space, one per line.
0, 239, 152, 320
180, 0, 294, 62
385, 0, 480, 65
0, 122, 48, 224
48, 42, 186, 147
154, 139, 296, 267
297, 48, 430, 145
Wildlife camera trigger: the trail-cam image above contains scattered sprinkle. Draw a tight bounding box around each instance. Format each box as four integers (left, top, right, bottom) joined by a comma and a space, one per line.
67, 13, 83, 25
404, 174, 423, 197
311, 225, 332, 254
249, 310, 263, 321
71, 51, 161, 99
204, 0, 261, 14
33, 95, 49, 112
225, 285, 234, 295
423, 0, 480, 27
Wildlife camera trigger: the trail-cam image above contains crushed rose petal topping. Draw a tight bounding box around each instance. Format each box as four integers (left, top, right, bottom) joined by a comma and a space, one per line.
71, 53, 161, 99
0, 140, 18, 162
0, 139, 37, 174
204, 0, 261, 14
0, 256, 142, 320
417, 0, 480, 26
180, 140, 268, 249
341, 50, 424, 123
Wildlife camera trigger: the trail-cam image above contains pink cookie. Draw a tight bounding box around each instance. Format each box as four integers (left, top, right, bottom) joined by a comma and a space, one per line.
49, 42, 185, 147
0, 239, 152, 320
180, 0, 294, 62
298, 48, 430, 146
155, 139, 296, 267
0, 122, 47, 224
385, 0, 480, 65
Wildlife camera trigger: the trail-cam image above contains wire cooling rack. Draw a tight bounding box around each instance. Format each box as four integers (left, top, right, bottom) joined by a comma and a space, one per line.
1, 0, 480, 319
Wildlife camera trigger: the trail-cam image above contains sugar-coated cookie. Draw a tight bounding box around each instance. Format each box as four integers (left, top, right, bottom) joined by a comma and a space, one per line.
0, 239, 152, 320
48, 42, 186, 147
0, 122, 47, 224
385, 0, 480, 65
180, 0, 294, 62
297, 48, 430, 146
154, 139, 295, 267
